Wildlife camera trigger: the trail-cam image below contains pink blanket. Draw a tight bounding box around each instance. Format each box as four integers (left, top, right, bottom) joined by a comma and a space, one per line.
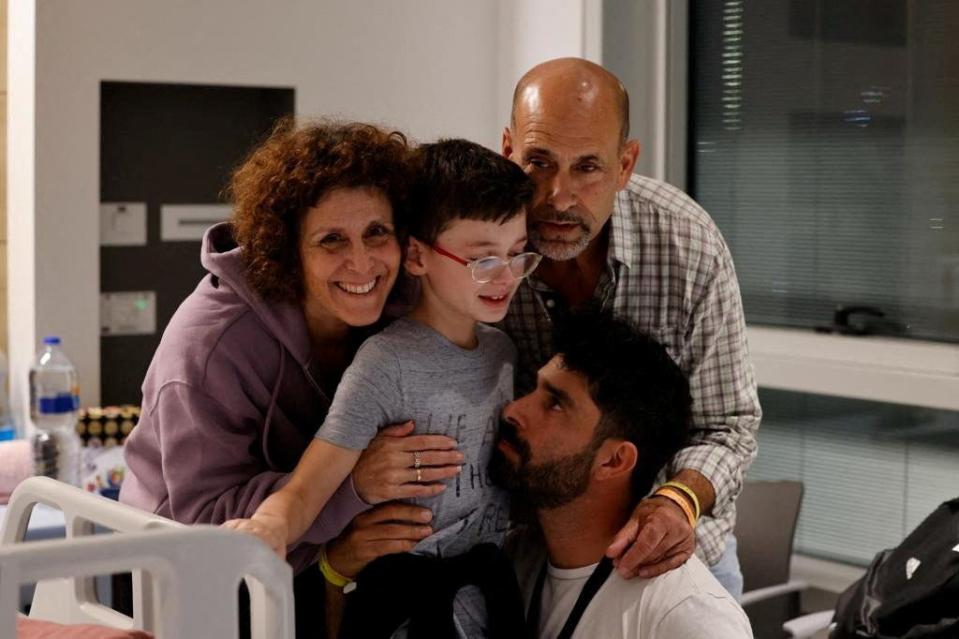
17, 617, 154, 638
0, 440, 32, 504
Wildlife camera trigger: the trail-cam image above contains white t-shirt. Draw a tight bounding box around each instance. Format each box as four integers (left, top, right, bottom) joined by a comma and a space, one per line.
521, 550, 753, 639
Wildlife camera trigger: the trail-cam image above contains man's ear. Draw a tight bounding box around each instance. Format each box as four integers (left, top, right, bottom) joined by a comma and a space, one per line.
593, 439, 638, 483
502, 127, 514, 159
405, 237, 428, 276
616, 139, 640, 189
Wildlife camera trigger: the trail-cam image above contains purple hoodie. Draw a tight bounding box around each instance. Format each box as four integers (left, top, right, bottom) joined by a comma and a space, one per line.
120, 223, 370, 572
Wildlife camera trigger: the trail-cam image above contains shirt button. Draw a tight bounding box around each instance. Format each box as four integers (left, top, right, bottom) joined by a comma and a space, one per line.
545, 299, 556, 309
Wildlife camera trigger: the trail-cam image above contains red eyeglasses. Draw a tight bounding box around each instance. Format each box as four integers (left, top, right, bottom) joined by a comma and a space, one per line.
431, 245, 542, 283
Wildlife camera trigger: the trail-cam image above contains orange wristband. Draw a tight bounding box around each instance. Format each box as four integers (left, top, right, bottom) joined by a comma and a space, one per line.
653, 486, 696, 528
661, 480, 701, 521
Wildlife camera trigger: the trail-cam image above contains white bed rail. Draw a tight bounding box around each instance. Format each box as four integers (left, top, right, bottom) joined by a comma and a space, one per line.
1, 476, 182, 631
0, 477, 294, 638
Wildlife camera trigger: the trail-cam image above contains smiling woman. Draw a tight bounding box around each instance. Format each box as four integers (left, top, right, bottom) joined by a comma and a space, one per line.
230, 119, 410, 312
119, 119, 463, 635
298, 188, 401, 334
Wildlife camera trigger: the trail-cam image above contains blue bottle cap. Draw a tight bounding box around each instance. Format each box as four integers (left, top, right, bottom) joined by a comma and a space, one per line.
43, 336, 62, 345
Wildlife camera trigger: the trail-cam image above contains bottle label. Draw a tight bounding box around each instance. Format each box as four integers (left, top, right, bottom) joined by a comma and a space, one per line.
38, 393, 80, 414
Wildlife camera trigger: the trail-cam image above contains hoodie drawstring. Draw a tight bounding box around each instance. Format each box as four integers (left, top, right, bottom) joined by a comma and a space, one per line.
261, 341, 286, 470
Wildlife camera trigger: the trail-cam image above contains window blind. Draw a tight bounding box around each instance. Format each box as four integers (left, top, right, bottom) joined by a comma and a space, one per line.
689, 0, 959, 343
749, 389, 959, 565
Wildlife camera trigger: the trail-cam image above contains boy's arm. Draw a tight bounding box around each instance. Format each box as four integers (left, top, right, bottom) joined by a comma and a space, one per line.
224, 438, 361, 556
225, 337, 419, 555
224, 338, 401, 554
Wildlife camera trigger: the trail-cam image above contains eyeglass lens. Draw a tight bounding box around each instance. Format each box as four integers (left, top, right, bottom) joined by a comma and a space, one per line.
471, 253, 542, 283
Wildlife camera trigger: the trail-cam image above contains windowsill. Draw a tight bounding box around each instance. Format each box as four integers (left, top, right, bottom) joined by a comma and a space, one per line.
791, 553, 866, 595
747, 326, 959, 411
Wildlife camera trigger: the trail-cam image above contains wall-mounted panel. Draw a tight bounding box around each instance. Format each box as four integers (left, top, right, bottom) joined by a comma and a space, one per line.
100, 81, 293, 405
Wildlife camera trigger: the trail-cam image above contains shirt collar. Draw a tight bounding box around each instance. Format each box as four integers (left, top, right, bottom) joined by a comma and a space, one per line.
607, 190, 635, 270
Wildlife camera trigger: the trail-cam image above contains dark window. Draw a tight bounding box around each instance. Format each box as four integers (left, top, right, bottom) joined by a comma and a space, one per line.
689, 0, 959, 343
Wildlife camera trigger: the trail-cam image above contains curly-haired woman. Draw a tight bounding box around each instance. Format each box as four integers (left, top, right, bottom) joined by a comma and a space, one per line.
119, 120, 461, 633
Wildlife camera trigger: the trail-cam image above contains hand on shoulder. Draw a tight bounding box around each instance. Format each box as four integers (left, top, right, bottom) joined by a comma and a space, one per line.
606, 495, 696, 579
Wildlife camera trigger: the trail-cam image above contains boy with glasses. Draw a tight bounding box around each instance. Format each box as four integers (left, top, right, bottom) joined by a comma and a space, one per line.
226, 139, 539, 637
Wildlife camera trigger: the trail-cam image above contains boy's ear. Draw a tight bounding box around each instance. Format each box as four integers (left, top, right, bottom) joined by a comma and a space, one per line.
405, 237, 428, 276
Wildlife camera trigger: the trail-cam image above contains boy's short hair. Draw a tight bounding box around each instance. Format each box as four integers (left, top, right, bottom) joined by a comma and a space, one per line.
408, 138, 534, 244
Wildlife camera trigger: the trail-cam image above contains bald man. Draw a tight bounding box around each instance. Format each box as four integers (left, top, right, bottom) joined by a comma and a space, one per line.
500, 58, 761, 599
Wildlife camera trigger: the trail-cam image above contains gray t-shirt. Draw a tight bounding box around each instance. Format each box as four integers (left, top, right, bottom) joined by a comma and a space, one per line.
317, 317, 515, 637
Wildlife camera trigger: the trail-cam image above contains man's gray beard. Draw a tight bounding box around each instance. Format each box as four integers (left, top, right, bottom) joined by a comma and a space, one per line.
529, 228, 591, 261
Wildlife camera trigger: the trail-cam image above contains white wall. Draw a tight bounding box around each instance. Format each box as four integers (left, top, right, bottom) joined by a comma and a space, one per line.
497, 0, 602, 125
602, 0, 687, 185
7, 0, 598, 428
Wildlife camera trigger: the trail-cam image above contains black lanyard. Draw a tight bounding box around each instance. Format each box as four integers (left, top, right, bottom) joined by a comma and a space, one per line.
526, 556, 614, 639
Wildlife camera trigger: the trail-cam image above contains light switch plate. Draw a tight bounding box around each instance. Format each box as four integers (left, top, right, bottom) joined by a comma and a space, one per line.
100, 202, 148, 246
100, 291, 157, 336
161, 204, 231, 241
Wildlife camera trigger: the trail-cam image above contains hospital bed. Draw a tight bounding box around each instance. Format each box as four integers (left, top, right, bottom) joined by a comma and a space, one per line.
0, 476, 294, 638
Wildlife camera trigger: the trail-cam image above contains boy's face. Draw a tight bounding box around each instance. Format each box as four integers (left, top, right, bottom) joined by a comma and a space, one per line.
414, 213, 530, 326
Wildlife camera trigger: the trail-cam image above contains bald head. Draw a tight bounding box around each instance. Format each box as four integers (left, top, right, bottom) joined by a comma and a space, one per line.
511, 58, 630, 143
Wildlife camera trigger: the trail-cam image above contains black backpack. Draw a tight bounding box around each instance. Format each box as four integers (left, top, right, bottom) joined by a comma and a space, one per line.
832, 498, 959, 638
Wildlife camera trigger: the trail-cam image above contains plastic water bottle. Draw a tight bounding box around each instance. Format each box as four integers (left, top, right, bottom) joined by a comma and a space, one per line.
0, 349, 14, 441
29, 336, 81, 485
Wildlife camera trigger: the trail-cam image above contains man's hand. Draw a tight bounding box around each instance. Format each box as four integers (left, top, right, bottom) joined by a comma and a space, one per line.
325, 502, 434, 578
323, 502, 431, 639
352, 421, 464, 504
605, 496, 695, 579
222, 513, 289, 559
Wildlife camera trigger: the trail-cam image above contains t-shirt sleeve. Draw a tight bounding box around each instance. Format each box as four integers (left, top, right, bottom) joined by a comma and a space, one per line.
314, 336, 405, 450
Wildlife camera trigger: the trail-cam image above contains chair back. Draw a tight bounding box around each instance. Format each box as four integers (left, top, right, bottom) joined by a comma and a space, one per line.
736, 480, 804, 592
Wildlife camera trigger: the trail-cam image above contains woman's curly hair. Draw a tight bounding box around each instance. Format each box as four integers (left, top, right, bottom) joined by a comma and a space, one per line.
228, 117, 414, 302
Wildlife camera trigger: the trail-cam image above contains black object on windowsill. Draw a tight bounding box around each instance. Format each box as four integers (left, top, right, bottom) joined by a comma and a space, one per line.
815, 305, 906, 337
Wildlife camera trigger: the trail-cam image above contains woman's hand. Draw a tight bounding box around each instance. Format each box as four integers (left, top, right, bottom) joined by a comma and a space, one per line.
222, 513, 289, 559
325, 502, 434, 578
352, 421, 464, 504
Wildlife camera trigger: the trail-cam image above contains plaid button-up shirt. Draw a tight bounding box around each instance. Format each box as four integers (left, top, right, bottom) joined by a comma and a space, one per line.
501, 174, 761, 565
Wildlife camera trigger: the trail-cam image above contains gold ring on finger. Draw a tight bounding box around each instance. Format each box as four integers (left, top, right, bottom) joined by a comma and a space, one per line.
416, 467, 423, 482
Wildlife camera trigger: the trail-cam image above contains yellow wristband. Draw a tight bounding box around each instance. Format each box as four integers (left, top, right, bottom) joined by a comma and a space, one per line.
654, 487, 696, 528
318, 546, 351, 589
660, 480, 701, 521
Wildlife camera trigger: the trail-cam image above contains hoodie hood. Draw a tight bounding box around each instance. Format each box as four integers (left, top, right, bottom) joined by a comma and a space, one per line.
201, 222, 313, 367
120, 222, 371, 566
